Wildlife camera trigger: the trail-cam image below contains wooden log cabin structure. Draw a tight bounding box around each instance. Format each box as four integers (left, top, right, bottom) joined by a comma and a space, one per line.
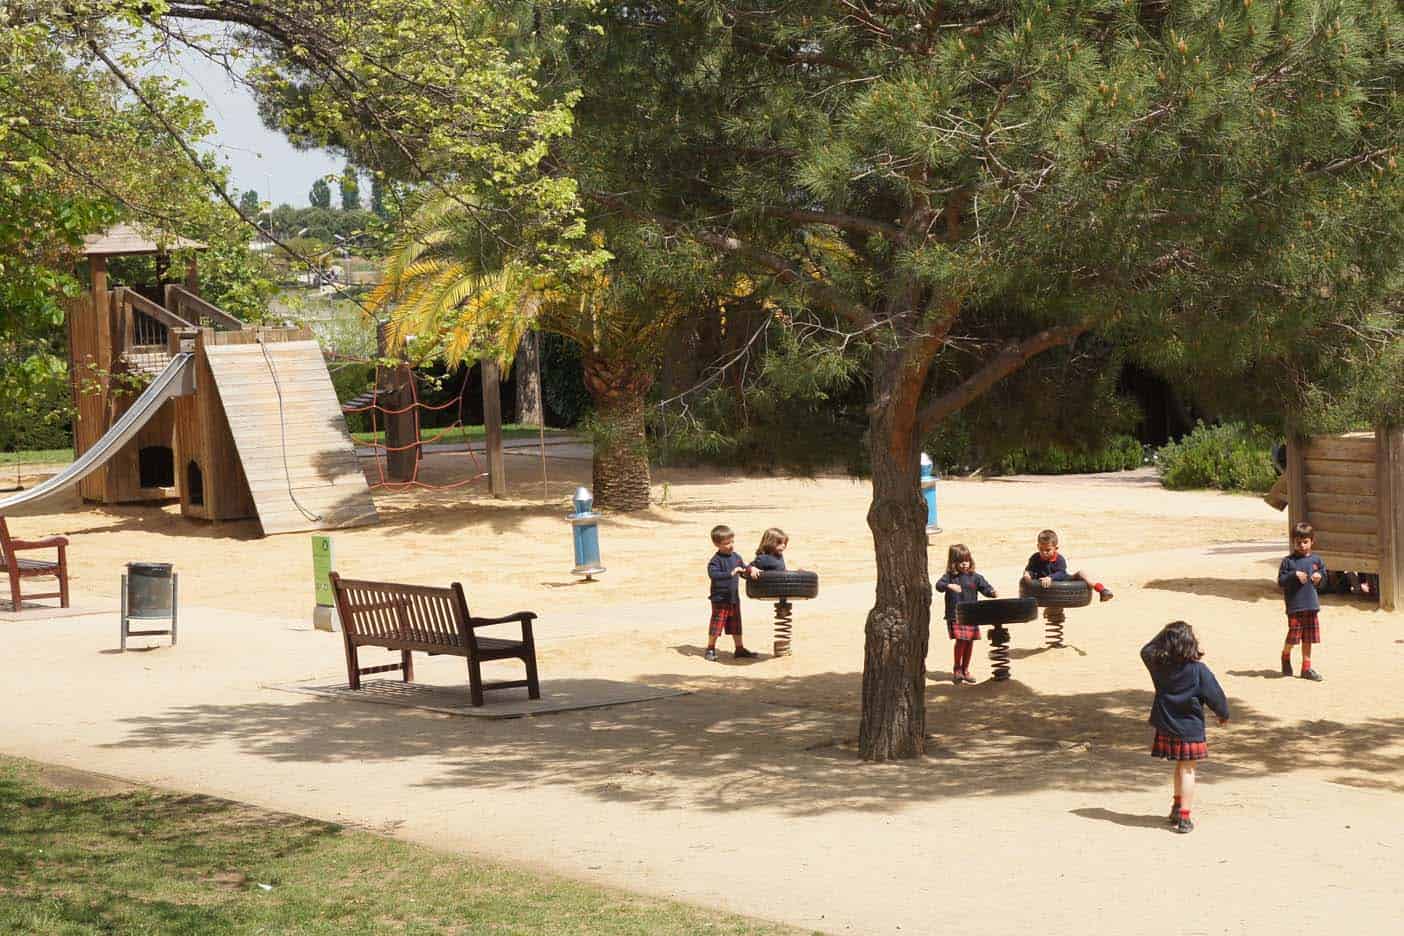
60, 225, 377, 536
1282, 429, 1404, 612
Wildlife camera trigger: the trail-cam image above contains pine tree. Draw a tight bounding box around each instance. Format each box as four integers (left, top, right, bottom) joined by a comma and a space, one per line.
339, 166, 360, 211
308, 177, 331, 209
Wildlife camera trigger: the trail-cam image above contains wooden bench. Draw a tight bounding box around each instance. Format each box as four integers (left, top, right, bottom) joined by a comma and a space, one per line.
328, 573, 540, 706
0, 516, 70, 613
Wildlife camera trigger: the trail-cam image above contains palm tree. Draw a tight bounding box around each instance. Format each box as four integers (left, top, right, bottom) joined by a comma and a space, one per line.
370, 193, 691, 511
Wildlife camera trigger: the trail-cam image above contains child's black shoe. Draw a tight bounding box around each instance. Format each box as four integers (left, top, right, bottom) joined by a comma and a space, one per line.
1301, 668, 1323, 681
1099, 588, 1115, 602
734, 648, 758, 659
1175, 815, 1194, 834
1281, 658, 1293, 677
704, 649, 718, 662
1167, 805, 1179, 826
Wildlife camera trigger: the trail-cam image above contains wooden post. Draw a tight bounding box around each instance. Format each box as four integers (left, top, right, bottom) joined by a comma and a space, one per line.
1286, 434, 1308, 542
481, 359, 507, 497
184, 258, 200, 294
1378, 427, 1402, 612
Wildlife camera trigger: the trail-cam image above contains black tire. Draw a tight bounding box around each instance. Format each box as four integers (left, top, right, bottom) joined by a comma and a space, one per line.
1018, 578, 1092, 608
956, 597, 1038, 627
746, 570, 819, 600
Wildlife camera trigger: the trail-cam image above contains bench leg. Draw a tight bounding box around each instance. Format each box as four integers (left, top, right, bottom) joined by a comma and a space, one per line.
58, 546, 69, 608
524, 652, 540, 701
401, 649, 414, 683
7, 572, 20, 613
345, 643, 361, 690
467, 657, 485, 707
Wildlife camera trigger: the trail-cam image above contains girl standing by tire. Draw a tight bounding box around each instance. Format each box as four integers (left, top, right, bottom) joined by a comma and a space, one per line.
934, 544, 996, 684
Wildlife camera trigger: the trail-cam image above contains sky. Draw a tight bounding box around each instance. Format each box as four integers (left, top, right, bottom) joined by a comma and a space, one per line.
163, 44, 344, 209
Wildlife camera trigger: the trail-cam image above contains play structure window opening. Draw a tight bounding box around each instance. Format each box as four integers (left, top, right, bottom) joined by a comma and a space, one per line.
139, 446, 175, 489
186, 461, 204, 506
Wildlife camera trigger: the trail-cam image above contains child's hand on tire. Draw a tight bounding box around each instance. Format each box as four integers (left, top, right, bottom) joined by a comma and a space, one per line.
1039, 576, 1052, 588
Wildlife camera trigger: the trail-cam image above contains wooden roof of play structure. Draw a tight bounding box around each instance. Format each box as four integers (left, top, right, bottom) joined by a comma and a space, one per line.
81, 224, 206, 256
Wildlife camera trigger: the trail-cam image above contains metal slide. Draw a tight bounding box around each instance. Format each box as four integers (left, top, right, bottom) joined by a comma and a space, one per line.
0, 353, 196, 512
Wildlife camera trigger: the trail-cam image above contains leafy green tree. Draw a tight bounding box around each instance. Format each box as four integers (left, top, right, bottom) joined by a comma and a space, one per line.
339, 167, 361, 211
541, 2, 1403, 758
370, 176, 389, 220
238, 188, 261, 217
309, 177, 332, 209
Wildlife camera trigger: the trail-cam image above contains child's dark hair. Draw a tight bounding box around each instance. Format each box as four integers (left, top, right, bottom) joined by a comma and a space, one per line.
756, 527, 788, 556
710, 524, 734, 545
1148, 621, 1204, 665
1292, 521, 1315, 541
1037, 529, 1059, 546
946, 543, 974, 576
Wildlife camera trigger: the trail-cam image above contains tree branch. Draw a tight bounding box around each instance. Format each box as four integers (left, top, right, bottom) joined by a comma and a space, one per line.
916, 322, 1093, 433
764, 208, 905, 242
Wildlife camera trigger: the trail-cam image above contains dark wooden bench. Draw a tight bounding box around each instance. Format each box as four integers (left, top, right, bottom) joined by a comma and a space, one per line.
328, 573, 540, 706
0, 516, 70, 613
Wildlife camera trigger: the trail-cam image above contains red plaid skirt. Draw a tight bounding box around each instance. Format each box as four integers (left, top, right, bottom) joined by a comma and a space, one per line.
947, 620, 981, 641
1151, 729, 1207, 761
1285, 611, 1320, 645
709, 602, 742, 638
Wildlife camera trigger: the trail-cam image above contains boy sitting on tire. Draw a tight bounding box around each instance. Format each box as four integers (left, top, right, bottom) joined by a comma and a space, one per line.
1022, 529, 1115, 602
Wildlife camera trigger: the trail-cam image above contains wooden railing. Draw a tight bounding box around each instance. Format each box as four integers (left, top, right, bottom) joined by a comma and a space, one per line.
164, 285, 245, 331
114, 287, 195, 353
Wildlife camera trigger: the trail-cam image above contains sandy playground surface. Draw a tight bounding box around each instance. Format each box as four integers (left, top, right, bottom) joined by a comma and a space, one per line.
3, 452, 1402, 935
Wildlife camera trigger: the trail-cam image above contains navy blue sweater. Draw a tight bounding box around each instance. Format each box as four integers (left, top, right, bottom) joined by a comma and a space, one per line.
707, 551, 749, 604
933, 571, 997, 622
1025, 552, 1070, 581
1278, 552, 1327, 613
1141, 642, 1230, 742
752, 553, 787, 572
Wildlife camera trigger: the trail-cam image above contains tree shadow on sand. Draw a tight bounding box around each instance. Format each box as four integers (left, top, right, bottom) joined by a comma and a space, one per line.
100, 667, 1404, 819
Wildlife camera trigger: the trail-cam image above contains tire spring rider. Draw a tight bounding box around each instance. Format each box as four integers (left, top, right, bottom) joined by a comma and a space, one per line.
1043, 606, 1066, 648
955, 597, 1037, 681
987, 625, 1012, 681
744, 570, 820, 658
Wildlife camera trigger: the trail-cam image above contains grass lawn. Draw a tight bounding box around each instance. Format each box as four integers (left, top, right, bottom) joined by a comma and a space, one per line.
350, 425, 570, 446
0, 757, 804, 936
0, 448, 74, 468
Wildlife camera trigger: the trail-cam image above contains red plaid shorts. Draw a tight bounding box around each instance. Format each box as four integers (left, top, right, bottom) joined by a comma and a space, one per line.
1151, 728, 1208, 761
947, 620, 980, 642
1285, 611, 1321, 645
709, 602, 742, 638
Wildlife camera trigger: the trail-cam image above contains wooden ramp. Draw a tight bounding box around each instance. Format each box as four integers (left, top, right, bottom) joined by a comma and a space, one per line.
203, 340, 378, 535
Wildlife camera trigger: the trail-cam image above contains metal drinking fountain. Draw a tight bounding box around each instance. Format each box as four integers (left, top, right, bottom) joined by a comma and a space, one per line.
569, 486, 606, 581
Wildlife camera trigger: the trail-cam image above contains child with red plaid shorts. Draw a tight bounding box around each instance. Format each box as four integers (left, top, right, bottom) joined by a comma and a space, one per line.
1142, 621, 1230, 834
933, 543, 997, 684
1278, 521, 1327, 681
705, 524, 759, 662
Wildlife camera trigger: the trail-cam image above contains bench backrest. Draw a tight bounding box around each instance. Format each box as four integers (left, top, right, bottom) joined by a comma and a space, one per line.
0, 517, 12, 569
329, 573, 470, 648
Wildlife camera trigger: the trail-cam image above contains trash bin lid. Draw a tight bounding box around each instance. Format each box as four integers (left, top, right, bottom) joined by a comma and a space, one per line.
127, 562, 174, 577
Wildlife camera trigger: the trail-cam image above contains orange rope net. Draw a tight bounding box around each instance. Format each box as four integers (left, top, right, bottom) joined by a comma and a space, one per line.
343, 365, 489, 491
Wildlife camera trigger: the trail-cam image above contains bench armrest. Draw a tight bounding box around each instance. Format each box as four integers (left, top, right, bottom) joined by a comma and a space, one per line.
9, 536, 68, 550
466, 611, 537, 628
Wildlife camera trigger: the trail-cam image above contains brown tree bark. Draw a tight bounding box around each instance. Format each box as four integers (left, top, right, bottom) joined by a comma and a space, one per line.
858, 342, 937, 760
582, 354, 654, 511
514, 329, 544, 427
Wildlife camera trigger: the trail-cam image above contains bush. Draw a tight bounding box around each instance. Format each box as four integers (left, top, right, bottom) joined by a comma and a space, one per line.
993, 435, 1146, 475
1154, 421, 1278, 493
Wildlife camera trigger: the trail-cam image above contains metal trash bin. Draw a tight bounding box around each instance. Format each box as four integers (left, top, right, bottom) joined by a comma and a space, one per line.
121, 562, 178, 650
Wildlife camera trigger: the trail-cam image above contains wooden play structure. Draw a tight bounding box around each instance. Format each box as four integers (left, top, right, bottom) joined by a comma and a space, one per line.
0, 224, 378, 536
1270, 429, 1403, 611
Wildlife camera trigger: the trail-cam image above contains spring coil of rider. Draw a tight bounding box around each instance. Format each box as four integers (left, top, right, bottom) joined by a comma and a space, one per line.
987, 625, 1012, 681
1043, 606, 1066, 648
772, 599, 794, 657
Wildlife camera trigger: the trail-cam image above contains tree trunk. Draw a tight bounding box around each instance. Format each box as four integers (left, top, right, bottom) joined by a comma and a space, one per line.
582, 354, 653, 511
514, 329, 544, 427
858, 349, 934, 760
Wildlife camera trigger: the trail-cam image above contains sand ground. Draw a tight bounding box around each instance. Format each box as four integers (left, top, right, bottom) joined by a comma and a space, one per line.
3, 454, 1402, 935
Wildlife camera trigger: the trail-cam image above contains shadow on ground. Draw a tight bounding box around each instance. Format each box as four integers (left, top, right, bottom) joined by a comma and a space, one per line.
101, 664, 1404, 818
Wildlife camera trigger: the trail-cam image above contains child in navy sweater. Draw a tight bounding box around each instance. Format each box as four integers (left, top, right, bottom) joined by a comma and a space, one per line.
1021, 529, 1114, 601
1142, 621, 1230, 834
705, 524, 759, 662
934, 544, 997, 684
1278, 521, 1327, 681
752, 527, 790, 572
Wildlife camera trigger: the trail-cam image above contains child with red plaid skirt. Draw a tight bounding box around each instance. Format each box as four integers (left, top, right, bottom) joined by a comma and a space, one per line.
1141, 621, 1230, 834
933, 544, 996, 684
1278, 521, 1327, 681
705, 524, 759, 662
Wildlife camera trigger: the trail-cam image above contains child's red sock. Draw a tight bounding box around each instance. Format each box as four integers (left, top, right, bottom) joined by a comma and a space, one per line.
1179, 808, 1191, 819
1093, 583, 1105, 593
961, 640, 974, 670
953, 643, 963, 672
1303, 657, 1312, 671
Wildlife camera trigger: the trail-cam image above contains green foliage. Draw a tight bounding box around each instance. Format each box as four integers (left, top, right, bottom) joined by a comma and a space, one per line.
1155, 422, 1279, 493
993, 437, 1145, 476
237, 189, 261, 216
338, 166, 360, 211
308, 177, 331, 209
0, 335, 72, 455
539, 331, 588, 425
